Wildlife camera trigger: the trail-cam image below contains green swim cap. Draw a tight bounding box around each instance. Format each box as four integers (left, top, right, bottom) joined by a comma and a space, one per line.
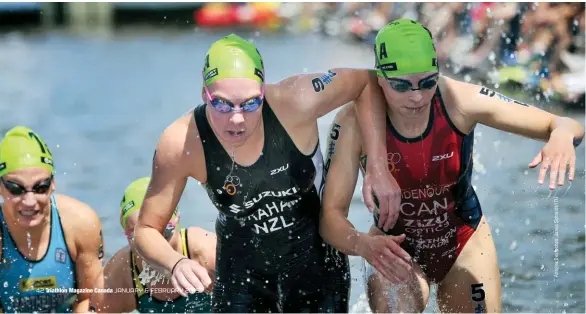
202, 34, 265, 87
0, 126, 54, 177
374, 19, 438, 77
119, 177, 178, 229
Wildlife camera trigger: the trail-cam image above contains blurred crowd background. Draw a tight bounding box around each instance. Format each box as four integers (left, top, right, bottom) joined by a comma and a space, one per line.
207, 1, 585, 108
161, 1, 586, 108
1, 2, 584, 109
310, 2, 585, 107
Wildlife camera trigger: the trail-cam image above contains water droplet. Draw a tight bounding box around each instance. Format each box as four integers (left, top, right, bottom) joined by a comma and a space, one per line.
509, 241, 518, 251
26, 232, 32, 256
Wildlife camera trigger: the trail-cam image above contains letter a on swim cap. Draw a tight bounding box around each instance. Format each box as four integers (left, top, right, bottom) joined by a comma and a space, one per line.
202, 34, 265, 87
0, 126, 54, 177
375, 19, 437, 77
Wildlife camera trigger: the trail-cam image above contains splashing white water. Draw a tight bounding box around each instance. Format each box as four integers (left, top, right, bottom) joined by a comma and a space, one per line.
26, 232, 31, 253
138, 260, 170, 286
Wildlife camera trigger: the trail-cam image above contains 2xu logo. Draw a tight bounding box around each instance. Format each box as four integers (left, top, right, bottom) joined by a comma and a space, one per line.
270, 164, 289, 176
432, 151, 453, 162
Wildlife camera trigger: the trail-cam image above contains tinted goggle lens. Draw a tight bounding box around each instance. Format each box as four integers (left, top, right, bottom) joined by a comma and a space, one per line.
388, 81, 411, 92
420, 77, 438, 89
206, 85, 264, 113
1, 176, 53, 196
210, 97, 263, 113
387, 75, 439, 93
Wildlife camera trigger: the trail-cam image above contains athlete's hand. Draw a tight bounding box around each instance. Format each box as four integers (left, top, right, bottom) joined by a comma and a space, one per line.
529, 129, 577, 189
358, 234, 412, 284
169, 258, 212, 297
363, 162, 401, 232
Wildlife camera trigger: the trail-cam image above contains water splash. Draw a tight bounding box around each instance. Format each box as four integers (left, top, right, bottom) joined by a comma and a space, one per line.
138, 260, 170, 286
509, 240, 518, 251
26, 232, 34, 274
26, 232, 32, 254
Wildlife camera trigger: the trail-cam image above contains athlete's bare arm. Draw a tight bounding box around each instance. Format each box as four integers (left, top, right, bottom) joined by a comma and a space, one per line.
134, 115, 205, 274
272, 68, 383, 120
58, 194, 103, 313
441, 76, 584, 142
319, 105, 366, 255
319, 104, 412, 283
441, 76, 584, 187
271, 68, 387, 153
92, 247, 136, 313
134, 115, 212, 296
271, 68, 392, 217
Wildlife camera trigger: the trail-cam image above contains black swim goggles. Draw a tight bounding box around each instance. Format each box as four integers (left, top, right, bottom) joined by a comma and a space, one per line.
381, 70, 439, 93
204, 85, 264, 113
375, 48, 439, 93
0, 175, 53, 196
386, 73, 439, 93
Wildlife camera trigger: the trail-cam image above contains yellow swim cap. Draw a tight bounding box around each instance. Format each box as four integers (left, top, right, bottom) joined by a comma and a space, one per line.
119, 177, 178, 230
0, 126, 54, 177
202, 34, 265, 86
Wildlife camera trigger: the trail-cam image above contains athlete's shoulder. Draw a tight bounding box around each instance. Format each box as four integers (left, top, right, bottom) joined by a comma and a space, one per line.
55, 194, 101, 229
264, 82, 297, 115
103, 246, 132, 283
438, 75, 482, 104
186, 226, 216, 251
96, 246, 135, 312
156, 109, 203, 169
159, 112, 197, 150
186, 226, 216, 244
55, 194, 102, 258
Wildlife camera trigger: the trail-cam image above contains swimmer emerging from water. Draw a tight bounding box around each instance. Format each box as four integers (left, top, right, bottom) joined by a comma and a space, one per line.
132, 34, 392, 312
0, 126, 104, 313
92, 177, 216, 313
319, 19, 584, 313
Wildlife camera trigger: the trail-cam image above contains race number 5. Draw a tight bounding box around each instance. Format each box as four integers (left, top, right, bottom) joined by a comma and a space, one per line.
471, 283, 485, 302
329, 123, 340, 140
